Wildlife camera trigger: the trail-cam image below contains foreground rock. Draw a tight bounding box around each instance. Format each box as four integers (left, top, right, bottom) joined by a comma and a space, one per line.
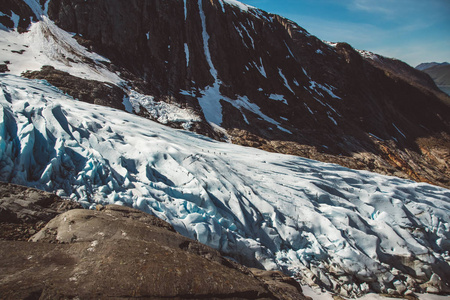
0, 184, 308, 300
0, 182, 82, 241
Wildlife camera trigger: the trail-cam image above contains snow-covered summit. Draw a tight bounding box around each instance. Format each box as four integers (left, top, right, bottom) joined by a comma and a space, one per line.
1, 74, 449, 296
220, 0, 255, 12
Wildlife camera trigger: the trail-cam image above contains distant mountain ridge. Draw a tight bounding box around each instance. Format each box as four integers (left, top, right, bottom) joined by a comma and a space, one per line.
416, 62, 449, 71
416, 62, 450, 96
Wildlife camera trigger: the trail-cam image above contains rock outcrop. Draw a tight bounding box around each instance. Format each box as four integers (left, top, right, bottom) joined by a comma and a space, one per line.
22, 66, 126, 110
0, 182, 82, 241
0, 183, 308, 299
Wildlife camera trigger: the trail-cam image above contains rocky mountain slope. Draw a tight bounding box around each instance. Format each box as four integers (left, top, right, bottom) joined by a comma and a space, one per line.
0, 0, 449, 188
416, 62, 450, 96
1, 182, 306, 299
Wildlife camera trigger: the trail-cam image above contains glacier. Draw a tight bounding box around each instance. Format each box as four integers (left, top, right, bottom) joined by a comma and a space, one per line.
0, 74, 449, 296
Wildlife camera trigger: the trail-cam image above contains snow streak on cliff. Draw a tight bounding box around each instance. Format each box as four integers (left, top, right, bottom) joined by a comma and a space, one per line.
1, 75, 449, 296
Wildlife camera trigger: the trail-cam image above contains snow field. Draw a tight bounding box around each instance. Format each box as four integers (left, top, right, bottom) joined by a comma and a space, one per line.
0, 16, 122, 84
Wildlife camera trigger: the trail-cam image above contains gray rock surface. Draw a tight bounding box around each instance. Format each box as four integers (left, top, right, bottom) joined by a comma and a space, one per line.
0, 184, 308, 299
0, 182, 82, 241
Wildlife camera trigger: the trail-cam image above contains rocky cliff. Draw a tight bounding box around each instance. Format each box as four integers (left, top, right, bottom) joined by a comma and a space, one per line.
1, 0, 450, 187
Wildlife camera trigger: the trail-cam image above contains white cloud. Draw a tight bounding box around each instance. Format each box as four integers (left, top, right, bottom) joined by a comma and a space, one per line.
349, 0, 393, 16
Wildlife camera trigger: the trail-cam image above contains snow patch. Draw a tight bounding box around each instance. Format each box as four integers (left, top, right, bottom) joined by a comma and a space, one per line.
198, 0, 218, 80
122, 95, 133, 113
222, 0, 253, 11
255, 58, 267, 78
392, 123, 406, 139
309, 81, 341, 99
284, 41, 296, 59
128, 90, 201, 130
278, 68, 294, 94
197, 83, 223, 126
10, 11, 20, 29
357, 49, 378, 60
197, 0, 224, 126
369, 133, 384, 141
0, 17, 122, 84
240, 24, 254, 48
323, 41, 337, 48
184, 43, 190, 67
269, 94, 288, 105
304, 103, 314, 114
228, 95, 291, 133
23, 0, 44, 20
327, 114, 338, 125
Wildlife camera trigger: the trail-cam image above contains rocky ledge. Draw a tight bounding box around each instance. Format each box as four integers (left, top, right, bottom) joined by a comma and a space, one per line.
0, 182, 308, 299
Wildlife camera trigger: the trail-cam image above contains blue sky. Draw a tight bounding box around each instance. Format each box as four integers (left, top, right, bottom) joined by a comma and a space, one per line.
238, 0, 450, 67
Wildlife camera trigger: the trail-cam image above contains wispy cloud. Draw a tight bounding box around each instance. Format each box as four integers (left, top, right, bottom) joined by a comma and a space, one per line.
347, 0, 450, 22
349, 0, 393, 16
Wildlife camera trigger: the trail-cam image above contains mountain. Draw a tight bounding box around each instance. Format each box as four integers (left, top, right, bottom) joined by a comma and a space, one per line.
1, 0, 450, 297
416, 62, 449, 71
1, 0, 450, 189
416, 62, 450, 96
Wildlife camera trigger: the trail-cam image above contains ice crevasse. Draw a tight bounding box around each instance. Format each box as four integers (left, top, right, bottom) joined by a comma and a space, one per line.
0, 74, 449, 296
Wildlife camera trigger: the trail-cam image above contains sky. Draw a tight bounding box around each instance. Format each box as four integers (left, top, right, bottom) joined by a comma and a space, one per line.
238, 0, 450, 67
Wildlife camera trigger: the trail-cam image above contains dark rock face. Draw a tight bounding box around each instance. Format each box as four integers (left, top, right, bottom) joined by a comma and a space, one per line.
23, 66, 127, 110
2, 0, 450, 187
363, 55, 450, 106
0, 0, 37, 33
43, 0, 450, 187
0, 190, 308, 299
0, 64, 9, 73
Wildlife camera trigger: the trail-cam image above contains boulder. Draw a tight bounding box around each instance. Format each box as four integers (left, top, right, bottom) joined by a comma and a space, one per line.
0, 185, 308, 299
0, 182, 82, 241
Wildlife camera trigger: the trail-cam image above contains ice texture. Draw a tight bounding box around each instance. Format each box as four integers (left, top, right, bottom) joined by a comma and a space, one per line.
127, 90, 200, 130
1, 75, 449, 296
